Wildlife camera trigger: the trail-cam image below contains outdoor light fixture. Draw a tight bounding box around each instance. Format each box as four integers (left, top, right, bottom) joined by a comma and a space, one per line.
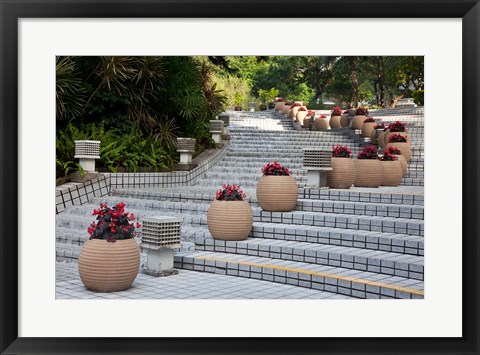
302, 148, 332, 187
74, 140, 100, 173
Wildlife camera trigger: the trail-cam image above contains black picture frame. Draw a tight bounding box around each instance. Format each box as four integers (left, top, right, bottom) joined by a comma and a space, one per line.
1, 1, 478, 354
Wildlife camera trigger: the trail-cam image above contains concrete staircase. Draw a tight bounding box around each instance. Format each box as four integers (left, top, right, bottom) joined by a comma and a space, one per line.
55, 109, 424, 299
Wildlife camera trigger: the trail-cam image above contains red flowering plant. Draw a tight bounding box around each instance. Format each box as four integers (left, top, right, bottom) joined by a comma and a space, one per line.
332, 145, 352, 158
388, 134, 408, 143
285, 101, 292, 106
298, 107, 307, 111
277, 98, 284, 102
215, 184, 247, 201
87, 202, 141, 242
380, 151, 398, 161
292, 102, 302, 107
388, 121, 407, 132
364, 117, 375, 123
343, 110, 349, 114
357, 145, 379, 159
355, 107, 369, 116
374, 121, 385, 129
331, 106, 342, 116
385, 146, 402, 155
320, 114, 327, 118
307, 110, 316, 117
262, 161, 290, 176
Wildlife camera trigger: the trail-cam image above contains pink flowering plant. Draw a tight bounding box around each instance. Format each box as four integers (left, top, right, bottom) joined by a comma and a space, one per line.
331, 106, 342, 116
332, 145, 352, 158
262, 161, 290, 176
388, 134, 408, 143
380, 151, 398, 161
388, 121, 407, 132
215, 184, 247, 201
87, 202, 141, 242
355, 107, 369, 116
364, 117, 375, 123
357, 145, 379, 159
320, 114, 327, 118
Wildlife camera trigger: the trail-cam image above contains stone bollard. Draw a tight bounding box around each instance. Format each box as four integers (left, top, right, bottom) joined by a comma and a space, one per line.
74, 140, 100, 172
218, 113, 231, 141
177, 138, 196, 164
302, 148, 332, 187
141, 216, 182, 277
209, 120, 224, 145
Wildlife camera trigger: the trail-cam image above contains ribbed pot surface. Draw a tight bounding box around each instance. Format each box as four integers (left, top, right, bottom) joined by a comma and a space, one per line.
207, 200, 253, 240
313, 117, 330, 131
354, 159, 383, 187
352, 115, 367, 129
378, 131, 387, 148
329, 116, 342, 129
326, 157, 356, 189
386, 143, 411, 161
256, 175, 298, 212
361, 122, 375, 138
381, 160, 403, 186
296, 111, 307, 125
397, 154, 408, 176
275, 102, 285, 111
340, 114, 349, 127
282, 105, 291, 114
78, 238, 140, 293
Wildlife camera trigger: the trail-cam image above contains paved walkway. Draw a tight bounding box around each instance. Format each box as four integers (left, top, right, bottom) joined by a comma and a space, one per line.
56, 261, 353, 299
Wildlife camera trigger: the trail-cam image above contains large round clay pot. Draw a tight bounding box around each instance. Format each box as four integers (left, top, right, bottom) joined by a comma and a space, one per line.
340, 114, 349, 127
282, 105, 291, 114
329, 115, 342, 129
370, 129, 383, 145
386, 142, 411, 161
326, 157, 356, 189
352, 115, 367, 129
354, 159, 383, 187
396, 154, 408, 176
78, 238, 140, 293
207, 200, 253, 240
303, 117, 312, 129
378, 131, 387, 148
296, 110, 308, 125
380, 160, 403, 186
275, 102, 285, 111
385, 132, 409, 145
361, 122, 376, 138
256, 175, 298, 212
313, 117, 330, 131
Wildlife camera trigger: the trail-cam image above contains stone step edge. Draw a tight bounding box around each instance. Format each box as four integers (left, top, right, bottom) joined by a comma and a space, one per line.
174, 253, 424, 299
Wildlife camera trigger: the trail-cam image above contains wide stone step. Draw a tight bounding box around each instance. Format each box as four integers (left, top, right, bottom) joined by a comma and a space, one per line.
174, 251, 424, 299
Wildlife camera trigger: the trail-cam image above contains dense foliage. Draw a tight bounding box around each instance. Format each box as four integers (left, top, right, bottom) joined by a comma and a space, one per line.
88, 202, 141, 242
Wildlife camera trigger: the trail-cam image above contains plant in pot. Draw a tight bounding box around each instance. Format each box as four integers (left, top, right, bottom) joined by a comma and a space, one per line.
341, 109, 350, 127
313, 114, 330, 130
289, 102, 303, 119
386, 134, 411, 161
275, 97, 285, 111
296, 106, 308, 126
233, 93, 244, 111
361, 117, 376, 138
354, 145, 383, 187
207, 184, 253, 241
256, 161, 298, 212
78, 202, 141, 292
326, 145, 356, 189
385, 146, 408, 176
329, 106, 343, 129
379, 150, 403, 186
352, 106, 369, 129
283, 101, 292, 114
384, 121, 409, 146
370, 121, 385, 145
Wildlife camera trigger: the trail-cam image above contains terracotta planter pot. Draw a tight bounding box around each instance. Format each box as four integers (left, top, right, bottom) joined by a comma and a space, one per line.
380, 160, 403, 186
275, 102, 285, 111
378, 131, 387, 148
385, 132, 409, 145
256, 175, 298, 212
296, 110, 308, 125
78, 238, 140, 293
326, 157, 356, 189
340, 114, 349, 127
313, 117, 330, 131
396, 154, 408, 176
370, 129, 383, 145
207, 200, 253, 240
303, 117, 312, 129
282, 105, 291, 114
329, 115, 342, 129
386, 142, 411, 161
354, 159, 383, 187
352, 115, 367, 129
361, 122, 375, 138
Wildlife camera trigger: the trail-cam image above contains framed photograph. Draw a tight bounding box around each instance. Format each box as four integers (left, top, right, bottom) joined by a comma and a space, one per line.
1, 0, 479, 354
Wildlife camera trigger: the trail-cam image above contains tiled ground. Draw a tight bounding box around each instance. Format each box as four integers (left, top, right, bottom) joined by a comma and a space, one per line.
56, 261, 354, 300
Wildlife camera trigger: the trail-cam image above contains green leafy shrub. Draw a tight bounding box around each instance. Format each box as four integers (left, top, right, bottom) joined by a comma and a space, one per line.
412, 90, 424, 106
